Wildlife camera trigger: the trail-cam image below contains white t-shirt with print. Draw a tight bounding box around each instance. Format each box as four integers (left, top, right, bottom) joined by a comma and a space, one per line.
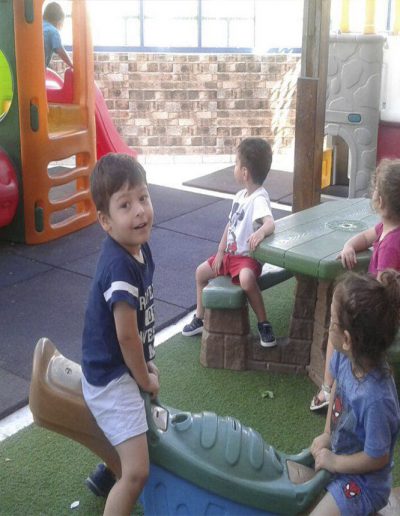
225, 187, 273, 256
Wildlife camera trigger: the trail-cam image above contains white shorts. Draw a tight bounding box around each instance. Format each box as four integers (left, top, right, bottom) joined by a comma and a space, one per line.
82, 372, 148, 446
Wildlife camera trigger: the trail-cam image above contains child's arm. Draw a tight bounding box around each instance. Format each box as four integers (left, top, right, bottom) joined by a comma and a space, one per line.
314, 449, 390, 475
338, 226, 377, 269
248, 215, 275, 252
114, 301, 159, 397
55, 47, 73, 68
212, 223, 229, 275
311, 381, 336, 458
314, 380, 391, 474
147, 360, 160, 379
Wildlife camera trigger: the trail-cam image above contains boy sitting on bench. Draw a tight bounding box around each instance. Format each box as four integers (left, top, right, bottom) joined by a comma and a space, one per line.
182, 137, 276, 348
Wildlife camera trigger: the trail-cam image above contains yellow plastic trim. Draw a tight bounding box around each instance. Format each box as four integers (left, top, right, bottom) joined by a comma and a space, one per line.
340, 0, 350, 33
321, 148, 333, 189
364, 0, 376, 34
395, 0, 400, 34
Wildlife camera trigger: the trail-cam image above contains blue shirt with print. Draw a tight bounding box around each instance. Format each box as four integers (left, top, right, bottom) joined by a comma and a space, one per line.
328, 351, 400, 510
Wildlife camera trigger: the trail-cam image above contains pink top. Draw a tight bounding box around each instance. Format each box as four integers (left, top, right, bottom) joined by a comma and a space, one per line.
368, 222, 400, 277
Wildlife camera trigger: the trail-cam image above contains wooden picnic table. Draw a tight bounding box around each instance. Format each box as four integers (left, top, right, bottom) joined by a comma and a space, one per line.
253, 198, 378, 385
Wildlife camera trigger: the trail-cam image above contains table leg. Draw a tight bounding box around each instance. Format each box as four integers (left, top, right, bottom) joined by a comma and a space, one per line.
308, 279, 333, 386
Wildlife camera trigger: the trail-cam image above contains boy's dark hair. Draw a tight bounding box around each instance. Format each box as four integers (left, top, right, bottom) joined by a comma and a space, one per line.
373, 159, 400, 221
237, 137, 273, 185
91, 153, 147, 214
43, 2, 65, 25
334, 271, 400, 374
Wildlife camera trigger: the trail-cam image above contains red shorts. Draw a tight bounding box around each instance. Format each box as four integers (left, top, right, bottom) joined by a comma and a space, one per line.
207, 254, 262, 285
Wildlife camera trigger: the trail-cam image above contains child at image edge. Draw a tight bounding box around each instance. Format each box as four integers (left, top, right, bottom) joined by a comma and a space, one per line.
182, 137, 276, 347
310, 159, 400, 411
310, 271, 400, 515
43, 2, 73, 68
81, 153, 159, 515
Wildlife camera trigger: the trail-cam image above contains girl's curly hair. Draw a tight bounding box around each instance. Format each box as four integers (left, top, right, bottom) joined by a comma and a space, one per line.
334, 270, 400, 374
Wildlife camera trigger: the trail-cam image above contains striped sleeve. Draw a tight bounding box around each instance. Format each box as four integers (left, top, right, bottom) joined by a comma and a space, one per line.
102, 257, 140, 311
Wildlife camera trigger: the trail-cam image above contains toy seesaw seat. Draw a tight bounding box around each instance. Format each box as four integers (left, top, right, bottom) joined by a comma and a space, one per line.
30, 338, 332, 515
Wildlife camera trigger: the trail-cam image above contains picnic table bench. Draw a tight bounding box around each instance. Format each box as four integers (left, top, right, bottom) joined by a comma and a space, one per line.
201, 198, 378, 384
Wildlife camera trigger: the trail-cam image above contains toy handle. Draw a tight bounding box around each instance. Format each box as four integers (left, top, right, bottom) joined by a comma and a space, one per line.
287, 447, 332, 489
287, 447, 314, 466
141, 391, 166, 434
307, 467, 332, 492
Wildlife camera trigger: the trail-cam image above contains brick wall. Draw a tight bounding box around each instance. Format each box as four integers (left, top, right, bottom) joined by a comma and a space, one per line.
56, 52, 300, 156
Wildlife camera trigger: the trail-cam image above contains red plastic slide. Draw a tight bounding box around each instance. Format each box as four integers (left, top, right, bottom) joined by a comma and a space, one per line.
94, 83, 137, 159
45, 68, 137, 159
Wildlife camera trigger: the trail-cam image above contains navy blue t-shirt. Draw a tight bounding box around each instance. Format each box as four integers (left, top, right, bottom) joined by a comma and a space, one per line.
82, 236, 155, 386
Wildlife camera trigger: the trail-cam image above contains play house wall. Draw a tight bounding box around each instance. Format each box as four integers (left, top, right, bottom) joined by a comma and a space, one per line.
325, 33, 385, 198
378, 34, 400, 162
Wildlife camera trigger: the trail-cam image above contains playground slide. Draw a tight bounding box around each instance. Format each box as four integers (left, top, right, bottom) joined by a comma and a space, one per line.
94, 83, 137, 159
45, 68, 137, 159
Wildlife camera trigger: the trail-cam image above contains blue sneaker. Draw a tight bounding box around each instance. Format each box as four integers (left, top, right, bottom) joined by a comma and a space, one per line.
182, 315, 204, 336
258, 321, 277, 348
85, 463, 116, 497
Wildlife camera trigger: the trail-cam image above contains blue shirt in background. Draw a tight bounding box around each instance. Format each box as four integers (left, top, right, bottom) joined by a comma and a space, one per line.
43, 20, 62, 67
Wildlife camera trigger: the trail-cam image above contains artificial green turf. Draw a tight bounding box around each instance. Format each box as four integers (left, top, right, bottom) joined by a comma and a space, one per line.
1, 278, 399, 515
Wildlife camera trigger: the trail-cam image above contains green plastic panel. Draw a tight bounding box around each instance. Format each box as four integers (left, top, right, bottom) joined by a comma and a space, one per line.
24, 0, 34, 23
318, 250, 372, 280
254, 199, 378, 280
257, 267, 293, 290
202, 276, 245, 309
145, 395, 331, 514
272, 198, 365, 235
202, 269, 293, 309
0, 50, 13, 120
30, 102, 39, 132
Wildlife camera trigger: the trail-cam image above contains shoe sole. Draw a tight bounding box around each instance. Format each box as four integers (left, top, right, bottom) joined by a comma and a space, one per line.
310, 399, 330, 411
85, 477, 107, 497
182, 327, 203, 337
259, 339, 277, 348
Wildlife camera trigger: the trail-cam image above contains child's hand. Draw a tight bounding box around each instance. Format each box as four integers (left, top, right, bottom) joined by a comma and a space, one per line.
311, 432, 331, 458
212, 249, 224, 276
338, 244, 357, 269
147, 372, 160, 399
314, 448, 336, 473
147, 361, 160, 379
247, 228, 265, 251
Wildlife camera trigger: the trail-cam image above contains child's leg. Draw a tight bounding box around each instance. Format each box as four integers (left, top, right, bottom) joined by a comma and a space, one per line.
309, 491, 340, 516
195, 260, 216, 319
321, 339, 334, 394
239, 268, 276, 347
103, 433, 149, 516
238, 268, 267, 322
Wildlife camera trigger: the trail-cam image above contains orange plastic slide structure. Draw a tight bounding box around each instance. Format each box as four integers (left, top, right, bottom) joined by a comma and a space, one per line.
46, 67, 137, 160
13, 0, 96, 244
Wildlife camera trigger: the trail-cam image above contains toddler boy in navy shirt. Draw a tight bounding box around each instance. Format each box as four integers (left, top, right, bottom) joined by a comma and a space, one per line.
82, 153, 159, 514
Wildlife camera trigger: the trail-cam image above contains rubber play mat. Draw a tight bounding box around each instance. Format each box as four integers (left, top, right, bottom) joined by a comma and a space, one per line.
183, 166, 294, 205
183, 165, 349, 204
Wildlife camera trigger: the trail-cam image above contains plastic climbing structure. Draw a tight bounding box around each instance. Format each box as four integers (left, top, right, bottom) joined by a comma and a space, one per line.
0, 0, 96, 244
